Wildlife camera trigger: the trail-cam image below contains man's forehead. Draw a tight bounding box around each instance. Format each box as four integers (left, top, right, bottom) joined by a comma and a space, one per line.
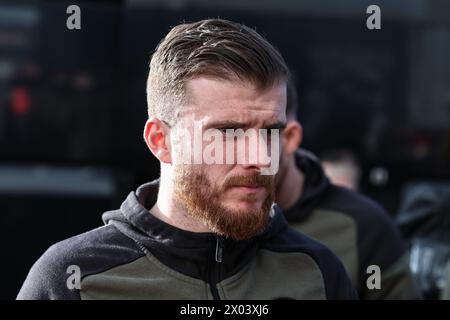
183, 77, 287, 120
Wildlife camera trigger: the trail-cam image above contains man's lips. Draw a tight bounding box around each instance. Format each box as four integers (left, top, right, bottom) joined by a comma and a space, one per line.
229, 185, 266, 193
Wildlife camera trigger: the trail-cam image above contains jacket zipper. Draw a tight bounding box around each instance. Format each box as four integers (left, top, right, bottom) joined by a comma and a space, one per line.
209, 237, 223, 300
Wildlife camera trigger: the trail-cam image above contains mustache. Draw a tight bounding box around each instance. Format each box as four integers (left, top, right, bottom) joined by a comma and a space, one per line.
222, 174, 274, 189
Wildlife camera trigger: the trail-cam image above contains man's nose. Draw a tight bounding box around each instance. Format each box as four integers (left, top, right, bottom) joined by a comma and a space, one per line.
235, 131, 272, 169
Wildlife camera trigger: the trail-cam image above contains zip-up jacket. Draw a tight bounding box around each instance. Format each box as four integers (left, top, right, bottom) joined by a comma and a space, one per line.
18, 179, 357, 300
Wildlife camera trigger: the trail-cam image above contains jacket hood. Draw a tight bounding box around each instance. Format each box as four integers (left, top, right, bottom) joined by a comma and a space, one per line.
283, 149, 331, 222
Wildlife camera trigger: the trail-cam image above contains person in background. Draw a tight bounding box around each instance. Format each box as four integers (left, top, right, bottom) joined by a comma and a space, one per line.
276, 79, 421, 299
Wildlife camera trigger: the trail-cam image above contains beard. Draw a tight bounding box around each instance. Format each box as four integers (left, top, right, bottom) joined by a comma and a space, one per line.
173, 166, 276, 240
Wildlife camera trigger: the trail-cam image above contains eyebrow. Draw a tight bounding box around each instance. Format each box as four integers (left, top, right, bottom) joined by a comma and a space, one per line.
204, 120, 287, 131
263, 121, 287, 130
204, 120, 247, 130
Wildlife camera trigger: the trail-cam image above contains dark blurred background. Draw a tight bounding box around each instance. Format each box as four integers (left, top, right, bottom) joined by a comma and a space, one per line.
1, 0, 449, 299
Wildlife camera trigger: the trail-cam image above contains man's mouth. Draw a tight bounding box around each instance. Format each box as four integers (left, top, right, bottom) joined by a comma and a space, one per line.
230, 185, 266, 193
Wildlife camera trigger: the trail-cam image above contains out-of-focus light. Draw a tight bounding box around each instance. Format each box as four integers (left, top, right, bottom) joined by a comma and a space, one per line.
369, 166, 389, 186
11, 86, 30, 116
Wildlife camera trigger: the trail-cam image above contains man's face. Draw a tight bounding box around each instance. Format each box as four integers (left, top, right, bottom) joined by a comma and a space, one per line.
170, 77, 286, 240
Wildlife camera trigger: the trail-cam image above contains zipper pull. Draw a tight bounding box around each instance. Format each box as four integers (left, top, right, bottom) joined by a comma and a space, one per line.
215, 238, 223, 263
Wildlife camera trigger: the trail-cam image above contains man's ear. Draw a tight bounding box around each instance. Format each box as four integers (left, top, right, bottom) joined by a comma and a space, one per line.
282, 120, 302, 155
143, 118, 172, 164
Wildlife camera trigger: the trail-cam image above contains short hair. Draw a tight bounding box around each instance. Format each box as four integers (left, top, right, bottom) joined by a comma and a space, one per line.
146, 18, 289, 125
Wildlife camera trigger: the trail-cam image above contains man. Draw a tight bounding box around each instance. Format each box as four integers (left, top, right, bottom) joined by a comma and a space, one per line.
17, 19, 356, 300
276, 80, 420, 299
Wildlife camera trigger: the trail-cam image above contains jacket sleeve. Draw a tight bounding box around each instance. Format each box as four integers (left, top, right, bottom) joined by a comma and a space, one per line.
354, 202, 421, 299
317, 246, 359, 300
302, 237, 359, 300
17, 244, 81, 300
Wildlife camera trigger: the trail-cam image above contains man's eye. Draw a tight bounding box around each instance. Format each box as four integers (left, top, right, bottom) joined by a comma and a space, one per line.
217, 129, 239, 141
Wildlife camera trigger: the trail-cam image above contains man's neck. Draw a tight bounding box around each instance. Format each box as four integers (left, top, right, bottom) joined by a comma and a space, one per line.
276, 155, 305, 210
150, 176, 210, 233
